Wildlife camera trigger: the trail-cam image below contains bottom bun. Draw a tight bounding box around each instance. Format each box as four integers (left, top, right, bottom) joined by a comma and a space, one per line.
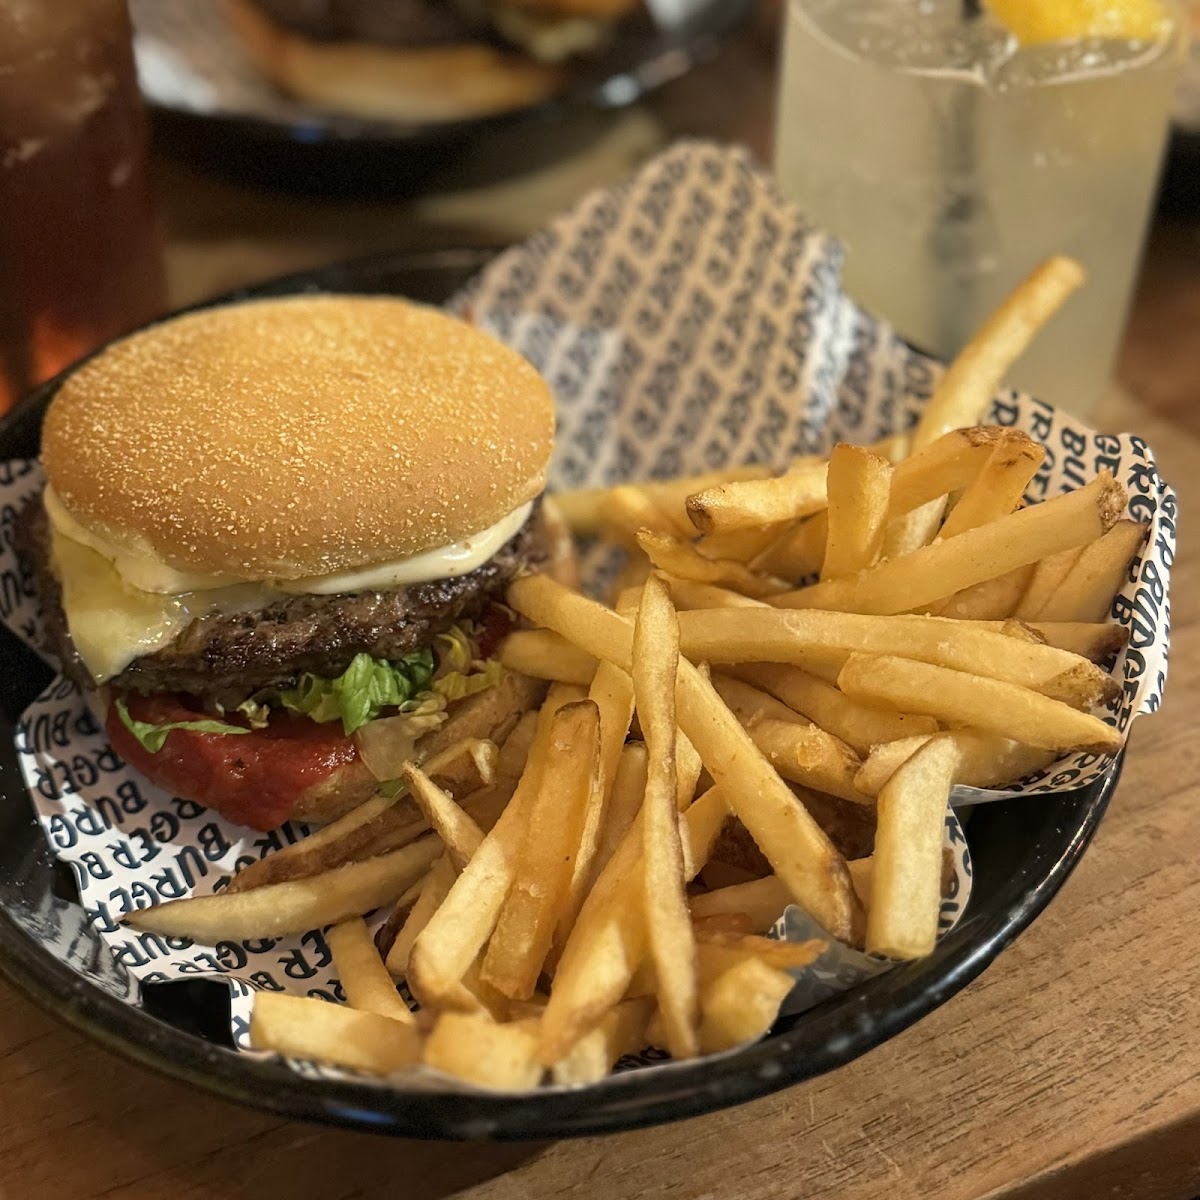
224, 0, 565, 123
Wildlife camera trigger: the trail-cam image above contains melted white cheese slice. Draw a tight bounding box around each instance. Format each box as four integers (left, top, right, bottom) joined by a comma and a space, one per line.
48, 500, 534, 684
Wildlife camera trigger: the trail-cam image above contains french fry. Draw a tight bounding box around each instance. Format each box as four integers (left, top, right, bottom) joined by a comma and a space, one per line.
326, 917, 415, 1025
689, 875, 791, 933
590, 740, 647, 883
676, 727, 704, 811
932, 564, 1036, 620
633, 575, 697, 1060
679, 607, 1118, 709
711, 672, 807, 729
400, 764, 484, 872
599, 484, 691, 542
550, 997, 654, 1086
1021, 620, 1127, 662
1033, 520, 1147, 623
867, 734, 960, 959
500, 629, 598, 686
847, 857, 873, 908
838, 654, 1121, 755
508, 575, 864, 947
937, 433, 1045, 539
496, 710, 539, 779
854, 733, 1056, 797
541, 495, 582, 591
636, 529, 791, 599
407, 683, 582, 1009
887, 427, 1006, 518
693, 931, 828, 973
911, 256, 1086, 450
250, 993, 421, 1075
125, 835, 442, 941
696, 954, 801, 1054
663, 577, 768, 611
692, 912, 758, 937
778, 471, 1126, 615
385, 853, 455, 980
482, 701, 599, 999
424, 1013, 543, 1090
747, 718, 872, 807
608, 551, 653, 605
548, 488, 606, 538
374, 871, 429, 960
822, 445, 891, 579
696, 524, 786, 564
554, 661, 636, 949
538, 786, 728, 1063
729, 662, 938, 754
751, 511, 828, 581
1012, 545, 1084, 619
686, 461, 827, 535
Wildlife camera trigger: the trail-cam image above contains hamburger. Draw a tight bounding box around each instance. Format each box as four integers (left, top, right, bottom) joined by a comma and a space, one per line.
223, 0, 642, 124
20, 295, 556, 831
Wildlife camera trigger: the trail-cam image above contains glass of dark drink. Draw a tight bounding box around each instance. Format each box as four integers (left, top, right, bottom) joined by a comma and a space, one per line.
0, 0, 166, 413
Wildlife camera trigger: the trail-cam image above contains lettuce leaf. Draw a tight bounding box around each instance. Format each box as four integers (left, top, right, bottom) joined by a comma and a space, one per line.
433, 659, 504, 703
115, 697, 250, 754
271, 648, 436, 736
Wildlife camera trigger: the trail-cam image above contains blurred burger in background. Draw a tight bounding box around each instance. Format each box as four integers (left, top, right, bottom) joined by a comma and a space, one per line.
223, 0, 644, 123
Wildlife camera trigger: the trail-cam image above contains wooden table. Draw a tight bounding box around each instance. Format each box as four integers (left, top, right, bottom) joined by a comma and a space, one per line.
3, 8, 1199, 1198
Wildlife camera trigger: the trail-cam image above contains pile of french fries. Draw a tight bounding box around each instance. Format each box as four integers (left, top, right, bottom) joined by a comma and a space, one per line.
125, 257, 1145, 1091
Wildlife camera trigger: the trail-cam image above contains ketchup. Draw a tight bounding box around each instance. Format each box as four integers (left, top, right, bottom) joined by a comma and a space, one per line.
106, 694, 358, 831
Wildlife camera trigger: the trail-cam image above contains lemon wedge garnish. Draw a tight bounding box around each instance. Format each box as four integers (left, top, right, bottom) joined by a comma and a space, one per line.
986, 0, 1173, 44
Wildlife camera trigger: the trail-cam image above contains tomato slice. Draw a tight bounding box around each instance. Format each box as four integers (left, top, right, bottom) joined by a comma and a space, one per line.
106, 693, 359, 831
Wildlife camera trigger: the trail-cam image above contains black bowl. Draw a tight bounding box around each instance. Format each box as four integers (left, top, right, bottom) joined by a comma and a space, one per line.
0, 248, 1121, 1139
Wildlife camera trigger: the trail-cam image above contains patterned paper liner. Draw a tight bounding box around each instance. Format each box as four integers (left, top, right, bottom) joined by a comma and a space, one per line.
0, 143, 1173, 1093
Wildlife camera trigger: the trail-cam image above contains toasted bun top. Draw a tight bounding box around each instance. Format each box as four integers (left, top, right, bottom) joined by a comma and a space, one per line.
42, 295, 555, 581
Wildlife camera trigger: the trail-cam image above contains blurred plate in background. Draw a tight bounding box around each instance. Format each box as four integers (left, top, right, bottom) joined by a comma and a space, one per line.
131, 0, 752, 195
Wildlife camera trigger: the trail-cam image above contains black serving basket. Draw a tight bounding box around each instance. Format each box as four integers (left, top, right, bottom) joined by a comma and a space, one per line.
0, 248, 1121, 1139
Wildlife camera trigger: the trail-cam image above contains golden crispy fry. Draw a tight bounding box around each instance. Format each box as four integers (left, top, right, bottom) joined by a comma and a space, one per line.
496, 710, 539, 779
500, 629, 598, 686
633, 575, 698, 1060
887, 427, 1006, 517
837, 653, 1121, 755
679, 607, 1117, 709
854, 733, 1056, 797
550, 997, 654, 1086
729, 662, 938, 754
748, 718, 872, 807
400, 764, 484, 873
676, 727, 704, 811
693, 930, 828, 972
1020, 620, 1127, 662
779, 471, 1126, 615
751, 511, 828, 582
554, 661, 636, 949
636, 529, 791, 599
482, 701, 599, 999
867, 734, 960, 959
932, 564, 1037, 620
689, 876, 791, 933
125, 836, 441, 942
852, 736, 931, 797
847, 857, 873, 908
1012, 545, 1083, 619
1033, 519, 1148, 623
692, 912, 758, 937
686, 461, 827, 535
599, 484, 692, 543
591, 740, 647, 885
696, 947, 818, 1054
508, 575, 864, 947
326, 917, 415, 1025
608, 551, 653, 606
548, 488, 606, 538
822, 445, 891, 579
374, 871, 429, 960
385, 853, 455, 980
695, 524, 786, 564
250, 993, 421, 1076
408, 683, 582, 1010
911, 256, 1085, 450
662, 576, 768, 611
938, 433, 1045, 539
424, 1013, 543, 1090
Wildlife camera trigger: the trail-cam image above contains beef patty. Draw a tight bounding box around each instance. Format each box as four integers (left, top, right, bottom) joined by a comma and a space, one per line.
19, 497, 547, 698
246, 0, 492, 47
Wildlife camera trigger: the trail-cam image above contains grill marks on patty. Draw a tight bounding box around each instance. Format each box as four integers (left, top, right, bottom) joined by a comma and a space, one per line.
18, 497, 547, 698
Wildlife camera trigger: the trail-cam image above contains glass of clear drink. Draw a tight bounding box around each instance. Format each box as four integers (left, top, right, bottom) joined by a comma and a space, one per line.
0, 0, 166, 414
773, 0, 1183, 415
